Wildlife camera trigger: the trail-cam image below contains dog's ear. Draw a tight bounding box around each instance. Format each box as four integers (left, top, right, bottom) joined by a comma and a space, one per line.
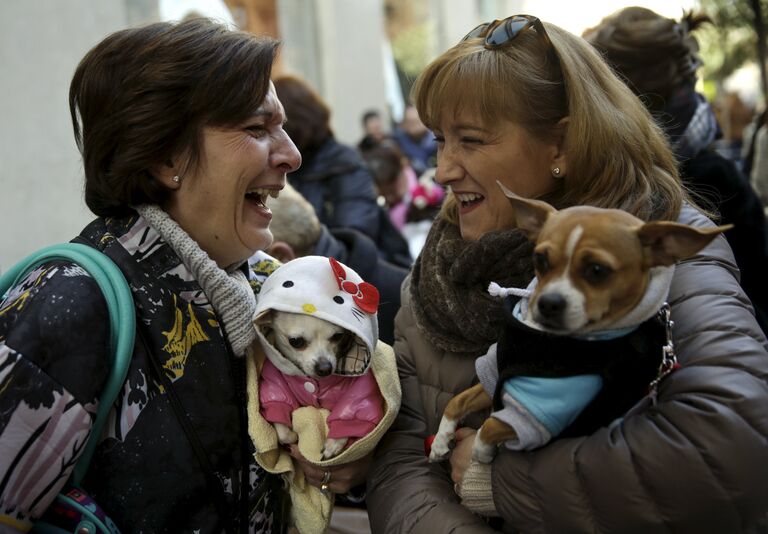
335, 331, 356, 359
637, 222, 733, 266
254, 311, 274, 341
496, 180, 556, 241
254, 310, 273, 327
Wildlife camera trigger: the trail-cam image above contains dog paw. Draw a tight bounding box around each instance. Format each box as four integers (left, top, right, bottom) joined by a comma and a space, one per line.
471, 440, 497, 464
428, 432, 453, 462
322, 437, 348, 459
275, 423, 298, 445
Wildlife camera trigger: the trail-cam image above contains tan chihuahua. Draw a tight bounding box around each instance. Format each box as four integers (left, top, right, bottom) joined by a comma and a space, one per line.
267, 311, 356, 458
429, 183, 731, 463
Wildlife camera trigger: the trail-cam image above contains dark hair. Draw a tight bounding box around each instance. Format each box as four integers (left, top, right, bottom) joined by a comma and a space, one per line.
361, 141, 404, 186
272, 75, 332, 154
583, 8, 710, 113
362, 109, 381, 126
69, 18, 279, 217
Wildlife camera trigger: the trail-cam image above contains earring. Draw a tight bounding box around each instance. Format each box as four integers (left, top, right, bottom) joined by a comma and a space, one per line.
551, 167, 561, 177
172, 175, 181, 183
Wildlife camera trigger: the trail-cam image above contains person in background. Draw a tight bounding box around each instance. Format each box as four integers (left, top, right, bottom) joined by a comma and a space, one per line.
265, 183, 407, 346
274, 76, 381, 241
274, 76, 412, 269
360, 140, 443, 229
744, 108, 768, 206
712, 92, 756, 169
1, 18, 303, 532
584, 6, 768, 334
359, 109, 388, 150
392, 104, 438, 176
366, 13, 768, 533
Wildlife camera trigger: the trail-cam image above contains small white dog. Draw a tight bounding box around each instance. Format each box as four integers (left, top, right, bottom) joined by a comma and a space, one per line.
254, 256, 384, 460
268, 311, 355, 458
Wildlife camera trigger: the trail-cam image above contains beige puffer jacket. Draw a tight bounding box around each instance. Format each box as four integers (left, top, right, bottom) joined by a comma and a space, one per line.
366, 206, 768, 533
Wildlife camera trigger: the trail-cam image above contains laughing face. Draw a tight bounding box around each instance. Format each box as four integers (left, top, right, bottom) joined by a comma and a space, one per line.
162, 84, 301, 267
432, 110, 560, 241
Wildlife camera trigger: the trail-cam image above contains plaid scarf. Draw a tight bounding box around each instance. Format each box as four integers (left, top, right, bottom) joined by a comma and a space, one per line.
666, 89, 720, 161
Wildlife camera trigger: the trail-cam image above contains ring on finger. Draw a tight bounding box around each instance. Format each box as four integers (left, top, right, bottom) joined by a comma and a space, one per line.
321, 471, 332, 484
320, 482, 330, 494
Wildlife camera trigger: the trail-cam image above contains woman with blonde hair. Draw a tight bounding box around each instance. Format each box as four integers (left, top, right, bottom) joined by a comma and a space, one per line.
366, 15, 768, 533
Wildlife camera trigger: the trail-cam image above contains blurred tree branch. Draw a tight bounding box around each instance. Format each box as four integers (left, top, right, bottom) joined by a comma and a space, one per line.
698, 0, 767, 104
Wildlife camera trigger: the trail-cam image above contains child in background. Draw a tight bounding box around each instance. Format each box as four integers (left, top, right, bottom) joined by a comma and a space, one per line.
361, 140, 444, 230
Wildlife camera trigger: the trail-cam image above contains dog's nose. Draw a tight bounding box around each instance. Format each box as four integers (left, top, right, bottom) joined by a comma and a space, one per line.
538, 293, 566, 320
315, 359, 333, 377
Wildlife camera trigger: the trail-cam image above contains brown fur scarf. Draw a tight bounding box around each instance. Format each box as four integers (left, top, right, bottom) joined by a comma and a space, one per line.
410, 217, 535, 357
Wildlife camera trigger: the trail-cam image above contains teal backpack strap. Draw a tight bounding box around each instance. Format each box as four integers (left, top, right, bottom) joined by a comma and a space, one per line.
0, 243, 135, 486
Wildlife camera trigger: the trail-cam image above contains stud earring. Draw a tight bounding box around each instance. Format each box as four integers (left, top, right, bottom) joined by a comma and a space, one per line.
551, 167, 561, 177
172, 175, 181, 183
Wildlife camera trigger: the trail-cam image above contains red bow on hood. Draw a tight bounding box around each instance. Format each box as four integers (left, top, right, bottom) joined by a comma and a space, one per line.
329, 257, 380, 315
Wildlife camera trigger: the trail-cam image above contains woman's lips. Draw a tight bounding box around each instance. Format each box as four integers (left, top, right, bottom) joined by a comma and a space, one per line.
454, 191, 484, 215
245, 193, 272, 221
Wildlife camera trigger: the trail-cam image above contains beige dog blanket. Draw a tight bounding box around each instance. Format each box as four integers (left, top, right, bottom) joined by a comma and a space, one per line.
246, 340, 401, 534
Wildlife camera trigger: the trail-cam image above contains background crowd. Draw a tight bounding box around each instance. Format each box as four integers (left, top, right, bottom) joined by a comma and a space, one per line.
1, 2, 767, 534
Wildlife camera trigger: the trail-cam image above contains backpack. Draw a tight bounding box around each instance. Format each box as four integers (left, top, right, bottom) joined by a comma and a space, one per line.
0, 243, 134, 534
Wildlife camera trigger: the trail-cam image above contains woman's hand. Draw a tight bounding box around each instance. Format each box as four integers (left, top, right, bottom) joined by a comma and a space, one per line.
449, 427, 477, 487
287, 444, 373, 494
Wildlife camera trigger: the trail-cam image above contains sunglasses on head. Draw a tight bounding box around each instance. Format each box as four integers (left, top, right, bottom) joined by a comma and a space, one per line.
462, 14, 549, 47
461, 14, 562, 70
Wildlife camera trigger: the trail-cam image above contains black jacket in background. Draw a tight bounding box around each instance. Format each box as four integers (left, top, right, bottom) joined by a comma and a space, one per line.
290, 137, 412, 269
681, 148, 768, 334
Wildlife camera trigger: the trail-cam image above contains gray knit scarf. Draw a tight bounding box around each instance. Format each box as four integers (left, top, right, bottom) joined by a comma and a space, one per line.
136, 204, 256, 357
410, 217, 535, 357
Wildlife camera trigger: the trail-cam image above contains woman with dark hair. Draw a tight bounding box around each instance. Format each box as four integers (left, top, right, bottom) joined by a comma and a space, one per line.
273, 76, 380, 240
0, 18, 301, 532
274, 76, 412, 268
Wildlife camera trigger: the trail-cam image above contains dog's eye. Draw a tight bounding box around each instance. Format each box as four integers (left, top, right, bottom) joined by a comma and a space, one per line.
288, 337, 306, 349
533, 251, 549, 274
329, 332, 345, 343
583, 262, 612, 284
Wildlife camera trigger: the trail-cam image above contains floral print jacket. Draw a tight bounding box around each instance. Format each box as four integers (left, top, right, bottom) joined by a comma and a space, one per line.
0, 213, 284, 533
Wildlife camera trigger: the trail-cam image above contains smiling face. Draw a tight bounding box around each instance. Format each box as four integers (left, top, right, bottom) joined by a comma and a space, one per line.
432, 110, 560, 241
162, 84, 301, 267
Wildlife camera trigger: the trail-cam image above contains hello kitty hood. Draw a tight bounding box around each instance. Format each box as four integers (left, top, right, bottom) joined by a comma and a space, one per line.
253, 256, 380, 377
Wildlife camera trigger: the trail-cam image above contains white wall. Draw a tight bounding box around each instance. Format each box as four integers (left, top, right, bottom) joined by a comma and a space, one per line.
278, 0, 389, 146
0, 0, 387, 272
0, 1, 155, 271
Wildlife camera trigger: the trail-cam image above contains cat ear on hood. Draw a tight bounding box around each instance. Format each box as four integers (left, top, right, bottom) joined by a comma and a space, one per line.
329, 257, 380, 315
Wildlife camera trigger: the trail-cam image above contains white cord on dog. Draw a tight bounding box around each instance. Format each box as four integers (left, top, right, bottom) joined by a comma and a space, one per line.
488, 282, 531, 299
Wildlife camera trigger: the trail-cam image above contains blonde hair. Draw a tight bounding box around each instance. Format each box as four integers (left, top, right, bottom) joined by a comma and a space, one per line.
266, 183, 322, 255
412, 20, 685, 224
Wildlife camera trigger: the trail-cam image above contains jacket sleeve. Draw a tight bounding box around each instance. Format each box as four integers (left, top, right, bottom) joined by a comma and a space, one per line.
489, 207, 768, 532
326, 372, 383, 439
258, 359, 299, 427
366, 279, 496, 534
0, 262, 109, 530
328, 164, 381, 241
495, 374, 602, 451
